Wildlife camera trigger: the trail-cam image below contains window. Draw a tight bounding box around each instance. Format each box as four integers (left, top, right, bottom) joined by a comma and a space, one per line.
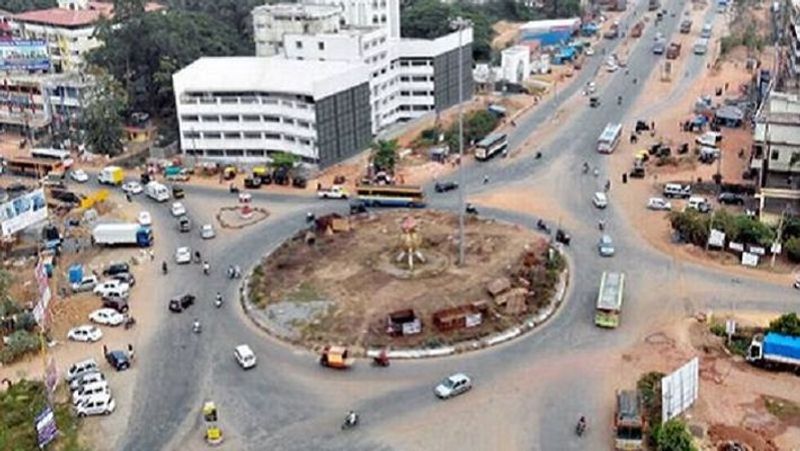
296, 41, 303, 49
226, 149, 244, 156
297, 121, 311, 128
180, 115, 199, 122
201, 115, 219, 122
380, 15, 386, 23
183, 131, 200, 139
772, 150, 779, 160
411, 76, 428, 82
246, 149, 266, 156
244, 132, 262, 139
242, 115, 260, 122
300, 139, 311, 145
264, 133, 280, 140
206, 149, 224, 156
204, 132, 221, 139
224, 132, 241, 139
372, 15, 378, 24
285, 136, 296, 143
400, 91, 409, 96
220, 97, 238, 104
282, 118, 295, 125
400, 76, 409, 82
318, 41, 325, 50
400, 61, 410, 67
221, 115, 239, 122
263, 116, 280, 123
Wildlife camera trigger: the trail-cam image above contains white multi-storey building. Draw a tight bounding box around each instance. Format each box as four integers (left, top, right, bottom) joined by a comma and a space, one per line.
173, 57, 372, 167
253, 3, 342, 57
174, 0, 473, 168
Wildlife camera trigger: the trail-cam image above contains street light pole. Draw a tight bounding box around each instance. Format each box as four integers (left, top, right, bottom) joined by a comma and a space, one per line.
451, 16, 471, 267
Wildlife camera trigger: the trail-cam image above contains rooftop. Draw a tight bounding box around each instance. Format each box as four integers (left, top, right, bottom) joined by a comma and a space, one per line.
173, 56, 367, 99
13, 1, 164, 28
253, 3, 341, 19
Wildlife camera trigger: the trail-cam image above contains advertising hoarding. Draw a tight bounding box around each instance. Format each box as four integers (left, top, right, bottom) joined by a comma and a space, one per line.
661, 357, 699, 422
0, 188, 48, 237
0, 39, 50, 71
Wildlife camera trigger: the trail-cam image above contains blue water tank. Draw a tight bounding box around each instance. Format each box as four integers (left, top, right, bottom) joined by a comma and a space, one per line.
68, 265, 83, 284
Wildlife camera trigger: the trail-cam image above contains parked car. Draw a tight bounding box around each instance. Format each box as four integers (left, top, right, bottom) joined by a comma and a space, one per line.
171, 202, 186, 217
175, 246, 192, 264
592, 192, 608, 209
64, 358, 99, 383
122, 181, 143, 195
434, 373, 472, 399
93, 280, 130, 298
434, 181, 459, 193
70, 169, 89, 183
72, 381, 110, 405
102, 295, 129, 314
647, 197, 672, 211
234, 344, 257, 369
349, 200, 368, 215
597, 234, 616, 257
71, 275, 98, 293
89, 308, 126, 326
67, 325, 103, 342
74, 393, 115, 417
178, 215, 192, 232
718, 192, 745, 205
106, 350, 131, 371
200, 224, 216, 239
102, 262, 130, 277
69, 371, 105, 392
687, 196, 711, 213
111, 272, 135, 287
137, 211, 152, 226
172, 185, 185, 199
662, 183, 692, 199
169, 294, 196, 313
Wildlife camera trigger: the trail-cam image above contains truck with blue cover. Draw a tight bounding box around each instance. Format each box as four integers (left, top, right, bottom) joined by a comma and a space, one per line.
747, 333, 800, 370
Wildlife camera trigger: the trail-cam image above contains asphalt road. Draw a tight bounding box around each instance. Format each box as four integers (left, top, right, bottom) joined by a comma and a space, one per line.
110, 2, 796, 450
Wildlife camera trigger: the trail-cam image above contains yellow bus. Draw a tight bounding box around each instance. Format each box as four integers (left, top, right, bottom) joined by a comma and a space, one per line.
355, 185, 425, 208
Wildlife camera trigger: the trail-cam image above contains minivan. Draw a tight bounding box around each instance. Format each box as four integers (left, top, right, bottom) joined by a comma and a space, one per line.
663, 183, 692, 199
592, 192, 608, 209
65, 358, 99, 382
75, 393, 115, 417
687, 196, 711, 213
69, 371, 106, 392
72, 380, 110, 405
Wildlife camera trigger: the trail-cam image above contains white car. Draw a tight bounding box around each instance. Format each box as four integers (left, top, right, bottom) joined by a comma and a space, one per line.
89, 308, 125, 326
138, 211, 152, 226
67, 325, 103, 342
234, 344, 257, 369
72, 381, 110, 405
171, 201, 186, 217
74, 393, 115, 417
434, 373, 472, 399
175, 246, 192, 264
592, 192, 608, 209
122, 181, 143, 195
69, 371, 105, 392
71, 274, 98, 293
200, 224, 215, 239
585, 47, 595, 56
70, 169, 89, 183
93, 280, 130, 297
647, 197, 672, 211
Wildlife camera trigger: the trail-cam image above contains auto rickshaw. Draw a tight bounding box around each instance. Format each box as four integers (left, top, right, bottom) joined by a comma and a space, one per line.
202, 401, 223, 446
319, 345, 354, 369
222, 166, 237, 181
555, 229, 571, 246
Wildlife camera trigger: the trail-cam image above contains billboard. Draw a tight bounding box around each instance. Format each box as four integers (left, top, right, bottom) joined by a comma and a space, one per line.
35, 405, 59, 448
661, 357, 699, 423
0, 39, 50, 71
0, 188, 48, 237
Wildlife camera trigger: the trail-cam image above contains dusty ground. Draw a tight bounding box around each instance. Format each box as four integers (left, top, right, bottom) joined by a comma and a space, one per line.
610, 314, 800, 451
252, 210, 558, 349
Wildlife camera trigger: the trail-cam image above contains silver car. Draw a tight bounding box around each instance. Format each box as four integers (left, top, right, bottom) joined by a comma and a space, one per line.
598, 235, 615, 257
434, 373, 472, 399
200, 224, 216, 239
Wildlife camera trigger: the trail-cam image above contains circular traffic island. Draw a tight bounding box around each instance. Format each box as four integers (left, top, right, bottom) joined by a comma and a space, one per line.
246, 210, 565, 353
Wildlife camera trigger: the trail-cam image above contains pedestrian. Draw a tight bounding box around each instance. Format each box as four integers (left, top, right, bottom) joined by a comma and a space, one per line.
483, 175, 489, 184
724, 82, 729, 91
125, 193, 131, 202
102, 344, 108, 356
148, 250, 155, 261
128, 344, 135, 360
650, 121, 655, 130
605, 179, 611, 192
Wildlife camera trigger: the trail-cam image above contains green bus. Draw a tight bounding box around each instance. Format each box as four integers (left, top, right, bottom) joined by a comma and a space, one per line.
596, 272, 625, 328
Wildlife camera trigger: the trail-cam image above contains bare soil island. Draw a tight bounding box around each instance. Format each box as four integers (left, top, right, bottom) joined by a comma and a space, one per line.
249, 210, 563, 350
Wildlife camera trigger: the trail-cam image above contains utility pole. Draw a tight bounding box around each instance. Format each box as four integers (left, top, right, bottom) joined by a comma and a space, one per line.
451, 16, 471, 266
771, 205, 789, 268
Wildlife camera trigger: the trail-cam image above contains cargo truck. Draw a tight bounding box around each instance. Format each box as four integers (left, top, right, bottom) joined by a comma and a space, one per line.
145, 181, 170, 202
615, 390, 645, 450
747, 333, 800, 370
92, 223, 153, 247
98, 166, 124, 186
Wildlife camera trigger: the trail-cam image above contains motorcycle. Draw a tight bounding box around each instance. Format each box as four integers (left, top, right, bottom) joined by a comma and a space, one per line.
341, 412, 359, 430
215, 294, 223, 308
372, 351, 390, 367
465, 204, 478, 215
193, 320, 202, 334
582, 163, 589, 174
162, 262, 168, 275
575, 418, 587, 436
229, 184, 239, 194
203, 262, 210, 276
124, 316, 136, 330
536, 219, 550, 233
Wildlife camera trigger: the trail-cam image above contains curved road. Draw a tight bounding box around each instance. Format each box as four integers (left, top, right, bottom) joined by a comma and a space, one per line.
109, 1, 794, 450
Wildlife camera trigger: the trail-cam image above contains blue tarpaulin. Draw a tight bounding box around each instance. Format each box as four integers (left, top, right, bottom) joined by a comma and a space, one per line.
764, 333, 800, 361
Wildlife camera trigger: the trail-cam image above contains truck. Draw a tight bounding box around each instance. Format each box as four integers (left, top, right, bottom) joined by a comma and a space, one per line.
98, 166, 124, 186
747, 333, 800, 370
666, 42, 681, 59
615, 390, 645, 450
317, 185, 349, 199
164, 166, 190, 182
92, 223, 153, 247
145, 181, 170, 202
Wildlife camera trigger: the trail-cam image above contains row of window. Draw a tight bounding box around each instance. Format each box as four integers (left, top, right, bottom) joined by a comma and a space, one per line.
180, 95, 312, 109
400, 90, 434, 97
184, 148, 317, 163
400, 60, 432, 67
183, 131, 314, 146
400, 75, 434, 83
363, 35, 388, 51
180, 114, 312, 128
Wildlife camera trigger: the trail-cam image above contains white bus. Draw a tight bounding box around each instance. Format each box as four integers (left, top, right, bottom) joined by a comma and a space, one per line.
475, 133, 508, 161
597, 123, 622, 153
30, 148, 73, 168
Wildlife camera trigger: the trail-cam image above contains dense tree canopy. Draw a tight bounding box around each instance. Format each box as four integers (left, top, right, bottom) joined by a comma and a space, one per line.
0, 0, 56, 13
88, 10, 249, 125
165, 0, 262, 49
80, 68, 128, 156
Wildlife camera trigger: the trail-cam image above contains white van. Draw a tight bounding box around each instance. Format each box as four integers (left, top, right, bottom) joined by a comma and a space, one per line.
700, 22, 712, 38
597, 123, 623, 153
72, 380, 110, 405
65, 358, 99, 382
69, 371, 105, 392
75, 393, 116, 417
663, 183, 692, 199
687, 196, 711, 213
592, 192, 608, 209
145, 181, 170, 202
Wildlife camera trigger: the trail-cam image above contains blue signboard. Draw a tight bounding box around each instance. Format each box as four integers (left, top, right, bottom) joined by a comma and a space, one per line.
0, 39, 50, 71
34, 405, 58, 448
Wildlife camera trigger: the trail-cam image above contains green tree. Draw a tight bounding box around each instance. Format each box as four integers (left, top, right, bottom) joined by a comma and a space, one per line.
785, 236, 800, 263
112, 0, 147, 23
373, 139, 399, 173
81, 68, 128, 156
0, 0, 56, 13
769, 312, 800, 337
653, 419, 696, 451
271, 152, 298, 169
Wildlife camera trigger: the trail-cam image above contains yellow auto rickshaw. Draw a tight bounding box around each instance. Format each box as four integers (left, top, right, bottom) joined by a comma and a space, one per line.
203, 401, 223, 446
319, 345, 354, 369
223, 166, 237, 181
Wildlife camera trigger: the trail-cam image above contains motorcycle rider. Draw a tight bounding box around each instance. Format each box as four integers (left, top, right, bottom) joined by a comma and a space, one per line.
617, 95, 622, 105
345, 411, 358, 427
162, 261, 168, 274
576, 415, 587, 435
582, 161, 590, 174
192, 319, 201, 333
194, 250, 201, 263
203, 261, 210, 275
215, 292, 223, 306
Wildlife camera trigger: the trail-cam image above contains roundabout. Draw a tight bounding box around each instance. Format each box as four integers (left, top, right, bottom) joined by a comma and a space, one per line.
243, 209, 568, 354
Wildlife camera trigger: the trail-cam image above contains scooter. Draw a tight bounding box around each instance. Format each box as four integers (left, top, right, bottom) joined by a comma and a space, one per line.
341, 412, 359, 430
203, 262, 210, 276
192, 320, 202, 334
215, 294, 223, 308
465, 204, 478, 215
536, 219, 550, 233
575, 418, 587, 436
